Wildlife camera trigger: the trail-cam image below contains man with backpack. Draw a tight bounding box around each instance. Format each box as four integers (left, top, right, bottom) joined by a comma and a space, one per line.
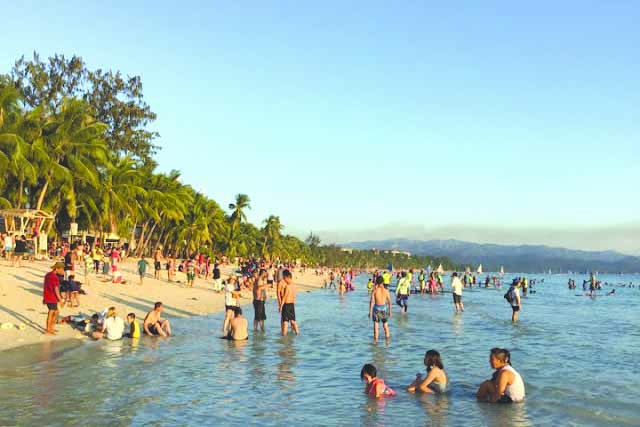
505, 280, 522, 322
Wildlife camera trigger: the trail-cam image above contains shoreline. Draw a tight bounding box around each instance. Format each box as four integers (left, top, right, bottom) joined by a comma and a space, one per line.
0, 260, 328, 355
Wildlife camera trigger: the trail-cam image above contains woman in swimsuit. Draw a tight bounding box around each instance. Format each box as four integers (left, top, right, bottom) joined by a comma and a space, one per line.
407, 349, 448, 393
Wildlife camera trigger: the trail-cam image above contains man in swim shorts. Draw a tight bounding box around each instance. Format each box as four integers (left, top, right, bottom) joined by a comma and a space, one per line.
223, 308, 248, 340
369, 276, 392, 340
253, 269, 268, 332
43, 262, 64, 335
144, 302, 172, 336
279, 269, 299, 336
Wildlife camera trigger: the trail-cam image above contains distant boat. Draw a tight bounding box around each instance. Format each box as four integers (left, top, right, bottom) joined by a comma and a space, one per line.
436, 264, 444, 274
500, 266, 505, 275
465, 266, 471, 274
477, 264, 483, 274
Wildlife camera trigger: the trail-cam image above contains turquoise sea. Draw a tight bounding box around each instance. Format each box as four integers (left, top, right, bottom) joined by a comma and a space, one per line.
1, 273, 638, 426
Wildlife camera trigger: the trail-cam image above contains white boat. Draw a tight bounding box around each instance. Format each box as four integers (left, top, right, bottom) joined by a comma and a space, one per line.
500, 266, 505, 275
436, 264, 444, 274
477, 264, 483, 274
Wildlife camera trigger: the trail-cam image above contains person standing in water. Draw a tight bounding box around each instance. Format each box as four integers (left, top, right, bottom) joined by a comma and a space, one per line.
396, 272, 411, 313
451, 272, 464, 312
279, 270, 299, 335
369, 276, 392, 340
506, 280, 522, 322
252, 269, 268, 332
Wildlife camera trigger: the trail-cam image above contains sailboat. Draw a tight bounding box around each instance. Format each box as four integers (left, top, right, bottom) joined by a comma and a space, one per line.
465, 266, 471, 274
500, 266, 505, 276
477, 264, 483, 274
436, 264, 444, 274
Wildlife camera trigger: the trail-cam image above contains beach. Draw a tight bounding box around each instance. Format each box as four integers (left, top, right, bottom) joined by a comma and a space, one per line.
0, 260, 327, 353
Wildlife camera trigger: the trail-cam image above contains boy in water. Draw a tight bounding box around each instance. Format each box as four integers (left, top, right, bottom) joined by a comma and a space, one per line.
127, 313, 141, 338
369, 276, 392, 340
279, 269, 299, 336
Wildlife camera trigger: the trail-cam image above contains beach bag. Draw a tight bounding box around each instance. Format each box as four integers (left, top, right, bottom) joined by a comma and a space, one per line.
504, 287, 515, 304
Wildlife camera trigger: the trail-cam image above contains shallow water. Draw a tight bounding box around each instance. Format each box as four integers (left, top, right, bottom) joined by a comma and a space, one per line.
1, 274, 639, 426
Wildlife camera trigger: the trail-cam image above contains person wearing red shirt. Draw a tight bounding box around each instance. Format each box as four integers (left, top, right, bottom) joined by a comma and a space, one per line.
43, 262, 64, 335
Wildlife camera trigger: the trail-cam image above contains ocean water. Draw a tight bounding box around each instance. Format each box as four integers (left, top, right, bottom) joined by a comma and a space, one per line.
1, 274, 639, 427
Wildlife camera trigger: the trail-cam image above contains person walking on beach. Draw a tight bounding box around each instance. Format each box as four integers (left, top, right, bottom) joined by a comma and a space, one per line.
137, 255, 149, 285
369, 276, 392, 340
253, 270, 268, 332
279, 270, 299, 336
451, 272, 464, 313
153, 249, 162, 280
143, 302, 172, 336
43, 262, 64, 335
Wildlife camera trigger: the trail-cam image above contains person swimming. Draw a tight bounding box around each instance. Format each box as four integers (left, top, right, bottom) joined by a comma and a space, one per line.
361, 363, 396, 398
407, 349, 448, 394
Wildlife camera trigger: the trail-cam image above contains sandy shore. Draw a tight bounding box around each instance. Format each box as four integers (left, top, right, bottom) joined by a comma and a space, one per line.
0, 260, 327, 353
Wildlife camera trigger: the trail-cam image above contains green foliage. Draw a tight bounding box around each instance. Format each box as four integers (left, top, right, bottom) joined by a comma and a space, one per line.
0, 53, 458, 269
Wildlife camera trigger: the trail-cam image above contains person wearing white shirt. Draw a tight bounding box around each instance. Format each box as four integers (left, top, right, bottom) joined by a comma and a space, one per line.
92, 307, 125, 340
450, 272, 464, 313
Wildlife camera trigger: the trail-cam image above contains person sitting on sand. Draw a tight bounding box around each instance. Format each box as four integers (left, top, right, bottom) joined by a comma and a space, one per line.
144, 302, 172, 336
361, 363, 396, 398
407, 349, 448, 394
222, 308, 248, 340
92, 307, 125, 340
476, 348, 525, 403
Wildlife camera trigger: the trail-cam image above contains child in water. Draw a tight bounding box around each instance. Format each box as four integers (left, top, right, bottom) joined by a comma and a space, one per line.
361, 364, 396, 398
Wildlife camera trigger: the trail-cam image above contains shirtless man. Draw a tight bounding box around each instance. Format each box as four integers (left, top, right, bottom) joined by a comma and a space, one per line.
277, 272, 287, 309
153, 249, 163, 279
369, 276, 392, 340
279, 270, 299, 336
225, 308, 248, 340
253, 269, 268, 332
143, 301, 172, 336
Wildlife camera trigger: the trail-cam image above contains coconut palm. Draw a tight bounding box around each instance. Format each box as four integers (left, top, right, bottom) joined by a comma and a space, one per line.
227, 193, 250, 257
262, 215, 283, 260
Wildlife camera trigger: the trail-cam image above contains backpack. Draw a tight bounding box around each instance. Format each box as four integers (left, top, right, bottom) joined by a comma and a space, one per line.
504, 287, 515, 304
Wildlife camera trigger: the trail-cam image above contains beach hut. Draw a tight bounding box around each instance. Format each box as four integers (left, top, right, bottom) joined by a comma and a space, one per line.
0, 209, 55, 258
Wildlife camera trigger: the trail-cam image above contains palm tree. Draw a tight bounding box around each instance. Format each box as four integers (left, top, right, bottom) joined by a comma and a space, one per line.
262, 215, 283, 260
227, 193, 250, 257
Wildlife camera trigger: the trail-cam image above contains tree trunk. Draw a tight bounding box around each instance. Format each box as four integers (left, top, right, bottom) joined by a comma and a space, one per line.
142, 221, 159, 254
36, 178, 50, 211
134, 220, 150, 257
16, 178, 24, 210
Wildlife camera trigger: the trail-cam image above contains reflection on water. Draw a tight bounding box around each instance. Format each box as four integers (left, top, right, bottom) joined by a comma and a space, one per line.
0, 274, 639, 426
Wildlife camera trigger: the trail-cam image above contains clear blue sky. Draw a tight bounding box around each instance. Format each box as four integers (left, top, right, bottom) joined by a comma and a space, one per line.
3, 1, 639, 243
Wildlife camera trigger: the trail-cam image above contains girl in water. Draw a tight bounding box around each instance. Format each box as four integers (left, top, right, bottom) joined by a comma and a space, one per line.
361, 364, 396, 398
476, 348, 525, 403
407, 350, 448, 393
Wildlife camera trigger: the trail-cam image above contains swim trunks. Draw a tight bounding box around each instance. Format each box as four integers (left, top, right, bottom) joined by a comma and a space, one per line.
453, 294, 462, 304
372, 307, 389, 323
497, 395, 514, 404
155, 261, 161, 271
253, 300, 266, 321
225, 305, 238, 313
46, 302, 58, 311
281, 302, 296, 322
511, 305, 520, 312
187, 272, 195, 281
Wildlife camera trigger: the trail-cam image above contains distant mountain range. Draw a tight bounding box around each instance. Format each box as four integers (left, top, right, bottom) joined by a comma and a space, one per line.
345, 239, 640, 273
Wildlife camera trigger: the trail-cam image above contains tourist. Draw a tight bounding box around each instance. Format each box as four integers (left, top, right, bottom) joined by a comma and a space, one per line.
369, 276, 392, 340
167, 254, 176, 282
252, 270, 268, 332
137, 255, 149, 285
3, 233, 13, 261
223, 307, 249, 340
407, 350, 448, 393
419, 269, 426, 295
43, 262, 64, 335
186, 257, 196, 287
476, 348, 525, 403
382, 270, 391, 289
143, 302, 172, 336
92, 307, 125, 340
396, 272, 410, 313
451, 272, 464, 312
127, 313, 141, 338
64, 246, 74, 280
12, 235, 27, 267
67, 274, 81, 308
361, 364, 396, 398
506, 280, 522, 322
212, 262, 222, 291
92, 245, 102, 274
223, 277, 239, 335
279, 269, 299, 336
153, 248, 162, 279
